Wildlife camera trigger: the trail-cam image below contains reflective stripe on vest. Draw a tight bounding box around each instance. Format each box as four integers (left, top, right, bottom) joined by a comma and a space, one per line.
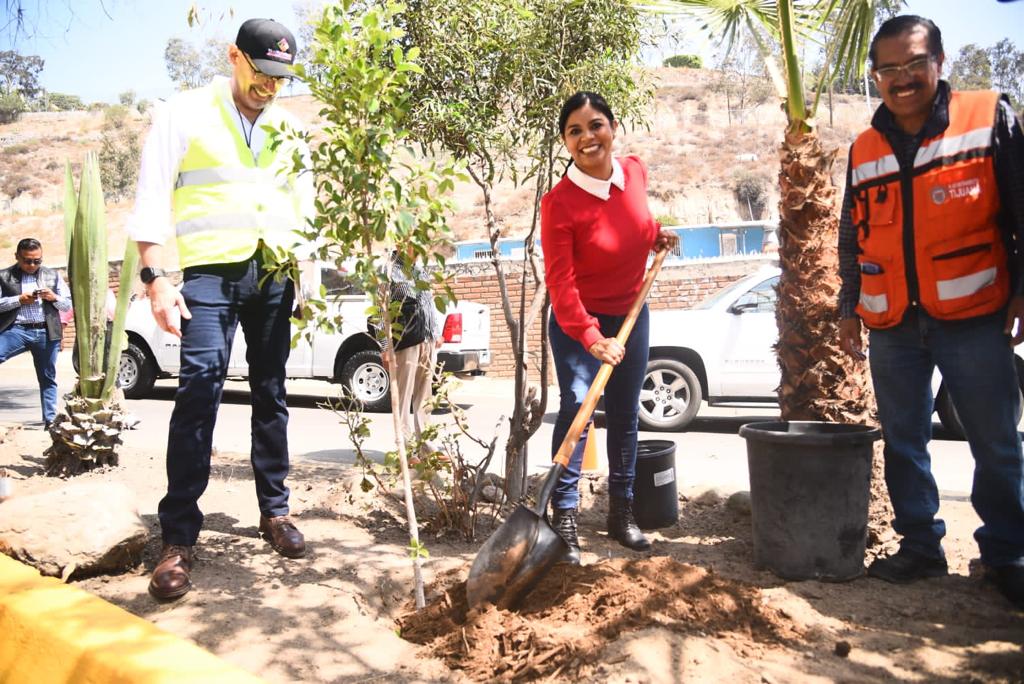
175, 167, 292, 191
176, 212, 300, 236
172, 80, 303, 269
851, 153, 899, 186
914, 126, 994, 168
936, 267, 997, 302
859, 292, 889, 314
849, 90, 1006, 329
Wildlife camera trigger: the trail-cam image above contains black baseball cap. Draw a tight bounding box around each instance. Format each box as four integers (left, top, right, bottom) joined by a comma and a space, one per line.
235, 18, 297, 78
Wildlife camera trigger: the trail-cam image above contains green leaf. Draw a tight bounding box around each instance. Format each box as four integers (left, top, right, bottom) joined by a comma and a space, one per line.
408, 538, 430, 560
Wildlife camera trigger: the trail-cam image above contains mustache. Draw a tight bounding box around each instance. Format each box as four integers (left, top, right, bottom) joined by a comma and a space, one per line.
888, 82, 922, 95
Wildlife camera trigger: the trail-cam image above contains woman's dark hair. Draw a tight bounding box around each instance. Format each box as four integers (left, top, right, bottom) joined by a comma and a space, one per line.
557, 91, 616, 136
869, 15, 943, 66
16, 238, 41, 253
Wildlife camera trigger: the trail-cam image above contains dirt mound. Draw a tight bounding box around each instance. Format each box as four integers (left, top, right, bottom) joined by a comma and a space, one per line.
399, 556, 800, 682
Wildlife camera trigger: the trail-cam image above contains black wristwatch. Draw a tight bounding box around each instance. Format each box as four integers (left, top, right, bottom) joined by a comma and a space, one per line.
140, 266, 167, 285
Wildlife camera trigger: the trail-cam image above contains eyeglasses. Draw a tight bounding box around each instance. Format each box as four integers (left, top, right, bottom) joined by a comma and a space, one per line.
241, 52, 289, 86
873, 56, 933, 82
19, 258, 42, 266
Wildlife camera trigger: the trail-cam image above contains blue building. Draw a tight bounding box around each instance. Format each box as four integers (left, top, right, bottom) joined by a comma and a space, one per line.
453, 221, 775, 262
669, 221, 770, 260
454, 238, 542, 262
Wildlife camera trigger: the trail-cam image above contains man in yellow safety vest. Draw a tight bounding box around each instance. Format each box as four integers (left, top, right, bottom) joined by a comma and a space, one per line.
127, 18, 314, 601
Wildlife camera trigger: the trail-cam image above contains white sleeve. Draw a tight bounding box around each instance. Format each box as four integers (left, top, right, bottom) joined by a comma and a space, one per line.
125, 100, 187, 245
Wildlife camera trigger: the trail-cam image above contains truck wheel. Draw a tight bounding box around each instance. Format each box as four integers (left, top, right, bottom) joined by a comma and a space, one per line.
936, 378, 1024, 440
341, 350, 391, 412
119, 342, 156, 399
638, 358, 702, 431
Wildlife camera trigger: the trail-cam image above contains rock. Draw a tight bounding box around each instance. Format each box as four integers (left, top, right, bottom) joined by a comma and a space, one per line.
0, 481, 147, 580
345, 471, 377, 495
725, 491, 752, 515
481, 485, 506, 503
693, 488, 723, 506
834, 640, 852, 658
0, 469, 11, 503
804, 624, 832, 643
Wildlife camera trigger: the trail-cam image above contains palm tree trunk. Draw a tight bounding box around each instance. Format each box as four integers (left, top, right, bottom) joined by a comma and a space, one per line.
775, 128, 873, 424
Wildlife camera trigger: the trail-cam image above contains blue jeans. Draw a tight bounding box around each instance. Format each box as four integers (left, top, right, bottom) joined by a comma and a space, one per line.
0, 324, 60, 423
869, 308, 1024, 567
549, 305, 650, 510
159, 252, 295, 546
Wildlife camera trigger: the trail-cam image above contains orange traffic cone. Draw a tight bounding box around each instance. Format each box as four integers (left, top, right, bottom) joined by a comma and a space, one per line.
582, 428, 600, 472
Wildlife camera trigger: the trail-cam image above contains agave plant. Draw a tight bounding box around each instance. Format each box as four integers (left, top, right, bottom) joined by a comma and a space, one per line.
44, 152, 139, 477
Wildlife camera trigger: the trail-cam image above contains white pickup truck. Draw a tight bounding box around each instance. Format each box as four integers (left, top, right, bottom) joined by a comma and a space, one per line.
641, 264, 1024, 437
116, 263, 491, 410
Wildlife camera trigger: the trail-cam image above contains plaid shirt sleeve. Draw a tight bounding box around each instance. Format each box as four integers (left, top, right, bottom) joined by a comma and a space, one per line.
837, 152, 861, 320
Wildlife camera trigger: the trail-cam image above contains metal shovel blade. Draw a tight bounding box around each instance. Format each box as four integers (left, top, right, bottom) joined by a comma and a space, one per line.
465, 503, 569, 610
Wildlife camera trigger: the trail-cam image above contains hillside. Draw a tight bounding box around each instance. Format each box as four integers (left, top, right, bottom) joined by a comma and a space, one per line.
0, 67, 874, 267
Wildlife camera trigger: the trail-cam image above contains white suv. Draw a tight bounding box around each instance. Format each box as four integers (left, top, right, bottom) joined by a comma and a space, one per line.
640, 264, 1023, 437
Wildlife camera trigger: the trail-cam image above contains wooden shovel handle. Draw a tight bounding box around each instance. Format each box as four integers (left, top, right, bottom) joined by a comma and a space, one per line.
551, 249, 668, 468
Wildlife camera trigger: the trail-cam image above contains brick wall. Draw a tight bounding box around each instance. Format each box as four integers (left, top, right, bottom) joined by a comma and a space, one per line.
447, 256, 771, 378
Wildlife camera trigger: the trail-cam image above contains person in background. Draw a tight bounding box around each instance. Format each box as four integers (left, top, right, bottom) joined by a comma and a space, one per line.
127, 18, 314, 601
0, 238, 72, 429
377, 247, 442, 462
837, 15, 1024, 609
541, 91, 678, 564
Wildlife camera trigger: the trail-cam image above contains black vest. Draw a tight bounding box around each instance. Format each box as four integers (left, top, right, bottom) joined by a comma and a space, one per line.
0, 264, 63, 342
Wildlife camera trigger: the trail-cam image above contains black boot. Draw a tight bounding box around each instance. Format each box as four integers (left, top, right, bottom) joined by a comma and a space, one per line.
607, 496, 651, 551
550, 507, 581, 565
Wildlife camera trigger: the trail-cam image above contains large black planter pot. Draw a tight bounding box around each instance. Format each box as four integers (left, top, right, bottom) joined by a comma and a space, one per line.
739, 421, 881, 581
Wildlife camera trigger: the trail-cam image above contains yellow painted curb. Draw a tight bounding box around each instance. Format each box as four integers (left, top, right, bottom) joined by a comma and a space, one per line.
0, 554, 263, 683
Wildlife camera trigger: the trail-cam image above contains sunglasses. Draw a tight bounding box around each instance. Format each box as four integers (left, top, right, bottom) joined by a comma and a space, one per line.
873, 56, 933, 82
241, 52, 289, 85
19, 258, 42, 265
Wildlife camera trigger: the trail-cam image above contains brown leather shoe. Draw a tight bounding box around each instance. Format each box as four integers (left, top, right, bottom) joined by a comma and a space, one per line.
259, 515, 306, 558
148, 544, 193, 601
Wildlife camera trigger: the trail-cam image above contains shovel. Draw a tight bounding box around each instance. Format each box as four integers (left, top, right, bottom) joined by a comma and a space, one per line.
466, 249, 669, 610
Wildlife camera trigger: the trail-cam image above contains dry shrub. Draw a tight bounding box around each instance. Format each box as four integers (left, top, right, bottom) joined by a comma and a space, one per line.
2, 143, 33, 156
1, 172, 35, 198
732, 168, 771, 219
658, 85, 704, 102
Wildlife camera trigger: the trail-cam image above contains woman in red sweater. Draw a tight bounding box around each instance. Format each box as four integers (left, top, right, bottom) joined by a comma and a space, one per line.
541, 91, 677, 564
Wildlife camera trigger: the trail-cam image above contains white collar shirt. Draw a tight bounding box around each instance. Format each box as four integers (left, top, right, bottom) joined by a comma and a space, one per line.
566, 157, 625, 200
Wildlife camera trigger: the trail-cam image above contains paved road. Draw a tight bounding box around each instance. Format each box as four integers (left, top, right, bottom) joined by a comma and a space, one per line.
2, 350, 981, 497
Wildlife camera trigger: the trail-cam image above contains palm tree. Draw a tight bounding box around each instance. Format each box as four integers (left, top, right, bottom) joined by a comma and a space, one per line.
641, 0, 893, 423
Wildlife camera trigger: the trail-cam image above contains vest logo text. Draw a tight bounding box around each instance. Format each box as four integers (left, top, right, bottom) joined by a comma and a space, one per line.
931, 178, 982, 206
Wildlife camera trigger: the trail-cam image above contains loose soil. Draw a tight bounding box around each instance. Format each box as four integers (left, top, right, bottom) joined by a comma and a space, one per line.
2, 424, 1023, 683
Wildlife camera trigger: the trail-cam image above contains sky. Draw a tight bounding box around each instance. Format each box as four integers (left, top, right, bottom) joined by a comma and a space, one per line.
4, 0, 1024, 104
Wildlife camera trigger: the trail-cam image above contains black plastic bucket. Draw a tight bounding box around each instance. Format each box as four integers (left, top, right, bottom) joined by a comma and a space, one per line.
632, 440, 678, 529
739, 421, 881, 581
